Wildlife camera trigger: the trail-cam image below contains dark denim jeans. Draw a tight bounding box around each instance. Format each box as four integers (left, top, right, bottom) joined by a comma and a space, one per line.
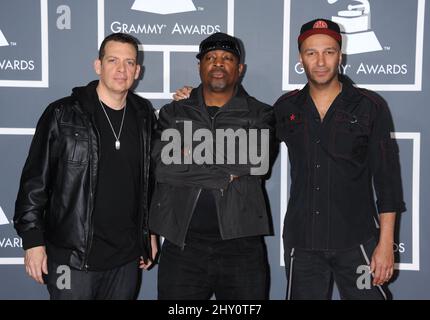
285, 237, 391, 300
158, 235, 269, 300
44, 258, 139, 300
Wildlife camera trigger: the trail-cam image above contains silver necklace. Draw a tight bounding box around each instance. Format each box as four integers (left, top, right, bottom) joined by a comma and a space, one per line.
98, 98, 126, 150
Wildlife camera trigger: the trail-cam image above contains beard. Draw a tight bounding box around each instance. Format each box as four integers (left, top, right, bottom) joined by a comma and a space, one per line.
206, 69, 229, 92
207, 79, 228, 92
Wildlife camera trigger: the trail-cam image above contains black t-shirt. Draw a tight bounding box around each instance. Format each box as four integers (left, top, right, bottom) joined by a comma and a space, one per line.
87, 100, 141, 270
187, 106, 222, 240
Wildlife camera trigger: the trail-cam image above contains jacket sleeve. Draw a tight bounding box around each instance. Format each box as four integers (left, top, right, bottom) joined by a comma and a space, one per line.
369, 98, 406, 214
147, 105, 158, 203
152, 104, 231, 190
210, 104, 276, 178
14, 104, 59, 250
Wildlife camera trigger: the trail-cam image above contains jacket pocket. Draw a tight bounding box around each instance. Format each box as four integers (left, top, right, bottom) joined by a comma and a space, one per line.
236, 177, 267, 220
59, 125, 89, 164
149, 183, 175, 228
215, 117, 250, 131
330, 111, 370, 163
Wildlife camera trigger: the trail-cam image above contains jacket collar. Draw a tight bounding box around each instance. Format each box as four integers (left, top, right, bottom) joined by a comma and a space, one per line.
182, 84, 250, 112
71, 80, 151, 119
289, 75, 363, 110
338, 75, 363, 105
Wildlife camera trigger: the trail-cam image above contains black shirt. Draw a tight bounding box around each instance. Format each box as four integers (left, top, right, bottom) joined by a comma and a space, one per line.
274, 76, 406, 250
187, 106, 222, 240
88, 100, 141, 270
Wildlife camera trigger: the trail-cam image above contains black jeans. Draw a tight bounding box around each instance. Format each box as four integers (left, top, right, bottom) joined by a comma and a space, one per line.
158, 236, 269, 300
44, 258, 139, 300
285, 238, 390, 300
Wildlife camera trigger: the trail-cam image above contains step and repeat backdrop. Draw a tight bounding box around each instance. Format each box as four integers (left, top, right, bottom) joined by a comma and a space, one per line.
0, 0, 428, 299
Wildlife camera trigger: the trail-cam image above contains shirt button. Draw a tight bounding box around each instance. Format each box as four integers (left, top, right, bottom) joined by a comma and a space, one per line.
315, 186, 320, 191
315, 164, 321, 169
315, 139, 321, 144
314, 210, 320, 215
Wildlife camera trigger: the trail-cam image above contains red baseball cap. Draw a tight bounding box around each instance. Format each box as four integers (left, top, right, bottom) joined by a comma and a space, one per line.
298, 18, 342, 50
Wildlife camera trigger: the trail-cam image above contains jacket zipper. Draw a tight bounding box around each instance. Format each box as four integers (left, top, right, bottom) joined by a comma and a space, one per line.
209, 109, 229, 236
181, 188, 202, 249
214, 189, 225, 239
210, 110, 227, 197
83, 116, 100, 271
139, 118, 149, 259
179, 101, 244, 245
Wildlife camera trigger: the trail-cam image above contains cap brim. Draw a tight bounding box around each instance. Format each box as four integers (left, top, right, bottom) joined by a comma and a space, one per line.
298, 28, 342, 45
196, 48, 240, 60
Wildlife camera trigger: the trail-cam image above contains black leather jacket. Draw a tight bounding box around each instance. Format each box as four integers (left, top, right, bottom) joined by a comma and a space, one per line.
149, 85, 275, 247
14, 81, 156, 270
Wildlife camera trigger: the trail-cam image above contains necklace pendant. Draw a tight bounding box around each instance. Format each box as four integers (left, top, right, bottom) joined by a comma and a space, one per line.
115, 140, 120, 150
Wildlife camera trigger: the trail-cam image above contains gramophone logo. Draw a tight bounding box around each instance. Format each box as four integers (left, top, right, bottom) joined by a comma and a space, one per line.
131, 0, 197, 15
0, 29, 9, 47
282, 0, 425, 91
0, 207, 9, 226
328, 0, 382, 54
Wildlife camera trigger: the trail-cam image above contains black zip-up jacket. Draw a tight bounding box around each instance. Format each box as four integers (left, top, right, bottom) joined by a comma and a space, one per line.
149, 85, 275, 247
274, 76, 406, 250
14, 80, 156, 270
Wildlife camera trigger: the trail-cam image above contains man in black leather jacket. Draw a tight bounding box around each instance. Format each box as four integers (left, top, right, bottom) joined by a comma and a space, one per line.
150, 32, 275, 300
14, 33, 157, 299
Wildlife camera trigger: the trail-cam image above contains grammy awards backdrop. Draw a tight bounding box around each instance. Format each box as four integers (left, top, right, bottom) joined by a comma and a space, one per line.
0, 0, 428, 299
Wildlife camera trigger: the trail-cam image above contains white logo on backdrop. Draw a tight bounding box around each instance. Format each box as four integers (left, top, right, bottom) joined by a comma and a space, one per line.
0, 29, 9, 47
0, 207, 9, 226
98, 0, 235, 99
0, 128, 35, 265
282, 0, 425, 91
131, 0, 196, 15
328, 0, 382, 54
0, 0, 49, 88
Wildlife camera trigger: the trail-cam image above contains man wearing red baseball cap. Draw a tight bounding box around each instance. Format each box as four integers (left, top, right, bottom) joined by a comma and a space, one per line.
274, 18, 405, 300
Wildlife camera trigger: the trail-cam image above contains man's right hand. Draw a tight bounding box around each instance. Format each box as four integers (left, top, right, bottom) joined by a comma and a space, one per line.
24, 246, 48, 284
172, 86, 193, 101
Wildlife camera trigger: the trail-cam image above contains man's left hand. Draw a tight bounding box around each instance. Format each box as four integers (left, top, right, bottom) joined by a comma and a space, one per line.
139, 235, 158, 270
370, 240, 394, 286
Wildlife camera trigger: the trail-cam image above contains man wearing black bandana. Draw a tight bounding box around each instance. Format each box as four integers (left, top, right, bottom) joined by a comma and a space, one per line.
150, 32, 275, 300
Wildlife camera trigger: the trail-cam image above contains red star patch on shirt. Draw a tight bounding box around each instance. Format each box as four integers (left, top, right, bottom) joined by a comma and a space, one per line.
290, 114, 296, 121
